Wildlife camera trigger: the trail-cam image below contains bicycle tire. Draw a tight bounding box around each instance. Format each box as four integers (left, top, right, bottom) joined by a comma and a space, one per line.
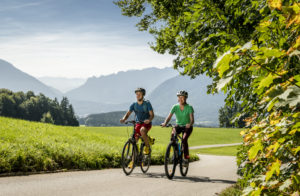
179, 153, 189, 177
121, 140, 136, 175
140, 144, 151, 173
164, 142, 177, 179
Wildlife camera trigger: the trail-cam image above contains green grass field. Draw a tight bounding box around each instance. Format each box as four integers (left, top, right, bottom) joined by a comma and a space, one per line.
0, 116, 242, 174
190, 145, 240, 156
87, 126, 243, 146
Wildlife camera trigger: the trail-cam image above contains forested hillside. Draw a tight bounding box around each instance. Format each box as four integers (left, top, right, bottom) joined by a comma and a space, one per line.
0, 89, 78, 126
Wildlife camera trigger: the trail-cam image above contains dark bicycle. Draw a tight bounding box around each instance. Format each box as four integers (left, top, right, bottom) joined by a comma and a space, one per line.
121, 120, 152, 175
162, 124, 189, 179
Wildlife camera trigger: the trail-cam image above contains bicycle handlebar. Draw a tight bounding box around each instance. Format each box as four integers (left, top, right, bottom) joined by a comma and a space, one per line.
124, 120, 144, 125
124, 120, 136, 125
160, 123, 174, 128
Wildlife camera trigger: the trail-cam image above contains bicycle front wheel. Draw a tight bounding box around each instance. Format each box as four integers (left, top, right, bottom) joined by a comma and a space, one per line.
121, 140, 136, 175
164, 142, 177, 179
140, 144, 151, 173
179, 153, 189, 177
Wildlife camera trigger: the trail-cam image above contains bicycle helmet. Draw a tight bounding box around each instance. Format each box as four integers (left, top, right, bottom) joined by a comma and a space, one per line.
135, 87, 146, 96
177, 90, 188, 98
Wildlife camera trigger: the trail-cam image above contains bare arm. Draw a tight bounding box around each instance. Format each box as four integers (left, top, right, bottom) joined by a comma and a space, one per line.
120, 110, 132, 123
186, 113, 194, 128
162, 113, 173, 126
189, 113, 194, 125
144, 110, 154, 124
149, 110, 154, 121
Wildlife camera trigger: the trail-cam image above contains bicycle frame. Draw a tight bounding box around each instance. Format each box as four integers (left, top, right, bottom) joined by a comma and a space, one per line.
164, 124, 185, 161
125, 121, 147, 162
172, 128, 185, 162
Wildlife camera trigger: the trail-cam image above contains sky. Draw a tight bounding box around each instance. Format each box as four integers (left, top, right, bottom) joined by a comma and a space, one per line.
0, 0, 174, 78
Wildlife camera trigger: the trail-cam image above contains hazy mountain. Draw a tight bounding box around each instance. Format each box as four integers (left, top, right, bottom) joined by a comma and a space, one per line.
79, 111, 168, 126
148, 75, 225, 126
66, 67, 178, 104
38, 77, 87, 93
68, 67, 225, 126
72, 100, 129, 116
0, 59, 62, 98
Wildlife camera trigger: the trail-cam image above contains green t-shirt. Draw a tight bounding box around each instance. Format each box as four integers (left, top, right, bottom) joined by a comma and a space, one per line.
170, 103, 194, 126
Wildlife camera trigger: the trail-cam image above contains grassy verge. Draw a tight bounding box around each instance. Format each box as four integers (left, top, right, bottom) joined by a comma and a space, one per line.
190, 145, 240, 156
218, 184, 242, 196
0, 117, 199, 174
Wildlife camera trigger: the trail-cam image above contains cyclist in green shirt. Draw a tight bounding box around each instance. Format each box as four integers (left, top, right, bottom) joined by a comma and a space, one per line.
161, 90, 194, 160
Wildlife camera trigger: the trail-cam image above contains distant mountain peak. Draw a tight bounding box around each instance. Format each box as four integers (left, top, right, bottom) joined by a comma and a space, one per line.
66, 66, 178, 103
0, 59, 62, 98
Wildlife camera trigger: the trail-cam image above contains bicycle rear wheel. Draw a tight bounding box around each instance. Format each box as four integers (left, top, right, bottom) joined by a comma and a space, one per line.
140, 144, 151, 173
164, 142, 177, 179
121, 140, 136, 175
179, 153, 189, 176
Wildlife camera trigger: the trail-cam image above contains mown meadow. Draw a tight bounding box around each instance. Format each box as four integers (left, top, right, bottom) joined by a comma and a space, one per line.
0, 116, 242, 174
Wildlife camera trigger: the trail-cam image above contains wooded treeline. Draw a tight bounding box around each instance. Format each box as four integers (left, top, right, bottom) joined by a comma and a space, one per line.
0, 89, 79, 126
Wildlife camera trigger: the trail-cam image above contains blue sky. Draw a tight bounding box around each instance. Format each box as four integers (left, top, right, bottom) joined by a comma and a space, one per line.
0, 0, 174, 78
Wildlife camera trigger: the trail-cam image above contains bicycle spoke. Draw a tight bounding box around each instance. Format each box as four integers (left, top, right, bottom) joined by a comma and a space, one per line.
140, 144, 151, 173
122, 141, 136, 175
164, 143, 176, 179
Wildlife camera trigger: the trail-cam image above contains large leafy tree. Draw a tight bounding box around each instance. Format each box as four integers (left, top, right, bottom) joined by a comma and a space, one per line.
115, 0, 300, 194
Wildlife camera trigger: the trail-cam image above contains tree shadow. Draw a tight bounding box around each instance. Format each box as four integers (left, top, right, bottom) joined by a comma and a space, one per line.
130, 172, 236, 184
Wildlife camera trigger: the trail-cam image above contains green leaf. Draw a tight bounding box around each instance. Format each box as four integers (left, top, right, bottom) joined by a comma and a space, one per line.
249, 140, 263, 160
216, 53, 239, 78
250, 187, 262, 196
295, 74, 300, 86
217, 53, 231, 77
258, 74, 274, 90
216, 76, 233, 91
267, 99, 278, 111
266, 159, 281, 181
260, 47, 285, 58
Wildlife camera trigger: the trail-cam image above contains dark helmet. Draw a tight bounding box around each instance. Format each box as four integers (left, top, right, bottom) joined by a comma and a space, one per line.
135, 87, 146, 96
177, 90, 188, 98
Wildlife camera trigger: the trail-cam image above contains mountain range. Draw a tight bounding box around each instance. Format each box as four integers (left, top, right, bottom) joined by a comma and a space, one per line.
38, 77, 87, 93
65, 67, 178, 103
0, 59, 225, 126
0, 59, 61, 98
79, 111, 168, 127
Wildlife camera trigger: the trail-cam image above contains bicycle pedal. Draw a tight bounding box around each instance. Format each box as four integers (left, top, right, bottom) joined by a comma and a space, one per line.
182, 159, 189, 167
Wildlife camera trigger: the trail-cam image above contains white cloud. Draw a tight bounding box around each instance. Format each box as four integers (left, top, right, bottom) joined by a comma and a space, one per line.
0, 31, 175, 78
0, 1, 45, 12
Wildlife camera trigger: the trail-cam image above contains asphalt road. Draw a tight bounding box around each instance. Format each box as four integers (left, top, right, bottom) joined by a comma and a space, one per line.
189, 143, 242, 150
0, 155, 238, 196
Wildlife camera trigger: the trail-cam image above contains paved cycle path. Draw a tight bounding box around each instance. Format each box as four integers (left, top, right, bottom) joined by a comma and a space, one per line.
0, 155, 238, 196
189, 143, 242, 150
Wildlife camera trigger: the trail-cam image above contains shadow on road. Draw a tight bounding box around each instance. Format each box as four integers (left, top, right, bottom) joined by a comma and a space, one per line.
130, 172, 236, 184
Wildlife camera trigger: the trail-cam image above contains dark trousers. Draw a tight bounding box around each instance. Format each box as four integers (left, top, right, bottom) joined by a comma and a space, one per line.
172, 126, 193, 156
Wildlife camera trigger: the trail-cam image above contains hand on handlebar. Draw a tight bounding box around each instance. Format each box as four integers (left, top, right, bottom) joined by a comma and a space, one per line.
144, 119, 150, 124
120, 118, 125, 124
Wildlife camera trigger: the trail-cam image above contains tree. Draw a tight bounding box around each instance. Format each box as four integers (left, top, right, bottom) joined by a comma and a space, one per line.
115, 0, 300, 194
219, 102, 248, 128
0, 93, 16, 117
0, 89, 79, 126
41, 112, 54, 124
